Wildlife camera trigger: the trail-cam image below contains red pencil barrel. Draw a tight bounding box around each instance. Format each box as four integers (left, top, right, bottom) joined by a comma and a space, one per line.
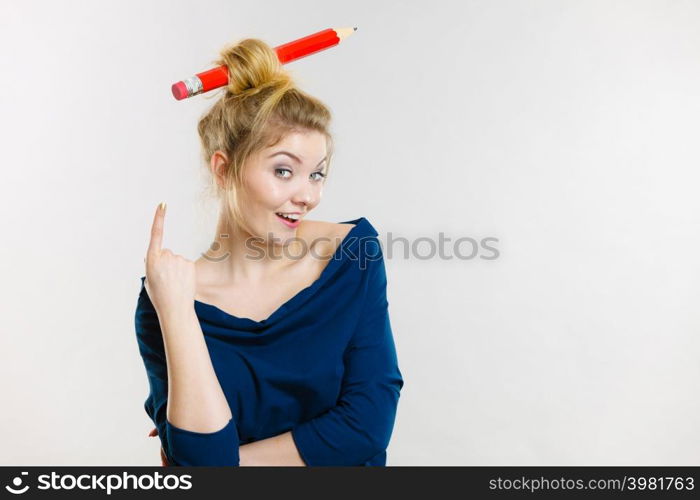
197, 66, 229, 92
275, 28, 339, 63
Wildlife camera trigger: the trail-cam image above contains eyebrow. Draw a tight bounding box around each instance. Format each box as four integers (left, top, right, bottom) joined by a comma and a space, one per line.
268, 151, 327, 168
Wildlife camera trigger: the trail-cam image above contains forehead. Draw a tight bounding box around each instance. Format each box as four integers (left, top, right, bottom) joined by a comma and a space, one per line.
265, 130, 327, 159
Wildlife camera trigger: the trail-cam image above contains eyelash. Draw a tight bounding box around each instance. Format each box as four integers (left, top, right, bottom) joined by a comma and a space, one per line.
274, 167, 326, 181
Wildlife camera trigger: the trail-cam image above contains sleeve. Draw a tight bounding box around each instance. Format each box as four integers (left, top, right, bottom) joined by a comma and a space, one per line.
134, 282, 240, 466
290, 238, 404, 466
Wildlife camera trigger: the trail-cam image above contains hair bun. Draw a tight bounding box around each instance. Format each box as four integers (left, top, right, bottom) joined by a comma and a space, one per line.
214, 38, 294, 99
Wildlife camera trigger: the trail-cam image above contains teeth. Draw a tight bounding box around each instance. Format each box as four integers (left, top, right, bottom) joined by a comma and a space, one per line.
276, 212, 300, 221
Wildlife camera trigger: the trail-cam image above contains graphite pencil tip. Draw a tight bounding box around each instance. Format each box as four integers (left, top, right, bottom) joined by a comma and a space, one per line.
353, 27, 357, 31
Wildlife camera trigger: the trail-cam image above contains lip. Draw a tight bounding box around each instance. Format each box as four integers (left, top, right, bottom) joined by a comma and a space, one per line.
275, 212, 301, 228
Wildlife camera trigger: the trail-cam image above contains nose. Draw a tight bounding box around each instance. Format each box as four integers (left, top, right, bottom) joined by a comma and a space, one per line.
291, 181, 317, 209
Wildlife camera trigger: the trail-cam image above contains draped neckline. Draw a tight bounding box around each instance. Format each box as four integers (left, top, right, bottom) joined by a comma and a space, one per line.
139, 216, 373, 332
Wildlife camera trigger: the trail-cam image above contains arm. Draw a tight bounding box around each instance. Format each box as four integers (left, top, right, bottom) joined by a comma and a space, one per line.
148, 413, 280, 467
135, 288, 240, 466
289, 239, 404, 466
160, 306, 239, 466
238, 431, 305, 466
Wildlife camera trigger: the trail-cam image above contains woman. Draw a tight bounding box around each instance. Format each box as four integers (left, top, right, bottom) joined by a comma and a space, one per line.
134, 38, 404, 466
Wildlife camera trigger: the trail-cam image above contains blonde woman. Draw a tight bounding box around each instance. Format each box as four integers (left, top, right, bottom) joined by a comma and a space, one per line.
135, 38, 404, 466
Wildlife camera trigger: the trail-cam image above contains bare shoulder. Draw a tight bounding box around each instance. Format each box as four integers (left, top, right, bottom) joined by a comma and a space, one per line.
300, 219, 356, 257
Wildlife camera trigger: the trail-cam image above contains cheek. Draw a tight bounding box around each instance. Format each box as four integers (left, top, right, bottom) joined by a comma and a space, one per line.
245, 175, 286, 205
311, 185, 324, 202
264, 184, 291, 206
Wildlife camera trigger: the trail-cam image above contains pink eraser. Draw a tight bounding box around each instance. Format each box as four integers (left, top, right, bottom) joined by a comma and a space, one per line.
171, 81, 188, 100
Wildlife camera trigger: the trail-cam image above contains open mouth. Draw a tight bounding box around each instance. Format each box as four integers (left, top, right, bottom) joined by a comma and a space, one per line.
276, 213, 298, 222
275, 212, 301, 226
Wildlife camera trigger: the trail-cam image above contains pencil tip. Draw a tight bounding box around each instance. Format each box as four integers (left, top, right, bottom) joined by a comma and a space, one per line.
353, 26, 357, 31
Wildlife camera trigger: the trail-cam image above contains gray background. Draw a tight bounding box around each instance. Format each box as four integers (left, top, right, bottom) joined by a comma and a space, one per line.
1, 0, 698, 465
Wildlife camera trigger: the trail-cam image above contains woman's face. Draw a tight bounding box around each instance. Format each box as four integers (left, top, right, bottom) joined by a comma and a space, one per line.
237, 129, 328, 247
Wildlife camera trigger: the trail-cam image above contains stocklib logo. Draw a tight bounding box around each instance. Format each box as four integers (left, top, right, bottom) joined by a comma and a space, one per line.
5, 471, 29, 494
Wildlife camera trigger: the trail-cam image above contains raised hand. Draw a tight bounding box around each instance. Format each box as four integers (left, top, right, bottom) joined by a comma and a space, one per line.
144, 202, 197, 317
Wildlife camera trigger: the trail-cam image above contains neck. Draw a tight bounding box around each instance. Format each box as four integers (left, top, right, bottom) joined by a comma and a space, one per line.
197, 211, 304, 285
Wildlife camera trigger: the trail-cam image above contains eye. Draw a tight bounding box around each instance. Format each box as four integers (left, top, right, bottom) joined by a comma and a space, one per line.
275, 167, 326, 181
274, 167, 292, 179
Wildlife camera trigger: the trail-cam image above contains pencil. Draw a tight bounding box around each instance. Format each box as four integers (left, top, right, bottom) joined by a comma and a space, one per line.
172, 27, 358, 101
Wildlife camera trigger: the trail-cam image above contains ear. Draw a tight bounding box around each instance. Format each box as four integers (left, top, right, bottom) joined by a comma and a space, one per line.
210, 151, 228, 188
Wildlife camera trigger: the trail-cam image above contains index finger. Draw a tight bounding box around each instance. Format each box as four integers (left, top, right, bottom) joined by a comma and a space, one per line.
147, 202, 167, 257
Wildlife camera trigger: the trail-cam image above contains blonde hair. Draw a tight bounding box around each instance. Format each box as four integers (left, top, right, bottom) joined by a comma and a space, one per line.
196, 38, 334, 236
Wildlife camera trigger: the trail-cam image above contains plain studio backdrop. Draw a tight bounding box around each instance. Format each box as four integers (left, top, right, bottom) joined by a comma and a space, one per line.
0, 0, 698, 466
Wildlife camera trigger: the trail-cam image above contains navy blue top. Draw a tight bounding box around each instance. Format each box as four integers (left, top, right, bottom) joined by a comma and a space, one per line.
134, 217, 404, 466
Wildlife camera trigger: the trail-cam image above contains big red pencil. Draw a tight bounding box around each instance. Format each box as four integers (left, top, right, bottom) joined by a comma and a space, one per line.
172, 27, 357, 101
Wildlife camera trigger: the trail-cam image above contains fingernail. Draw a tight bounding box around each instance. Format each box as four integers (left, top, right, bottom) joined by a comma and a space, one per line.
159, 202, 166, 212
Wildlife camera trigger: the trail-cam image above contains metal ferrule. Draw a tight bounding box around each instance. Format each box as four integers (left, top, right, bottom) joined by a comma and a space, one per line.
183, 76, 203, 97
